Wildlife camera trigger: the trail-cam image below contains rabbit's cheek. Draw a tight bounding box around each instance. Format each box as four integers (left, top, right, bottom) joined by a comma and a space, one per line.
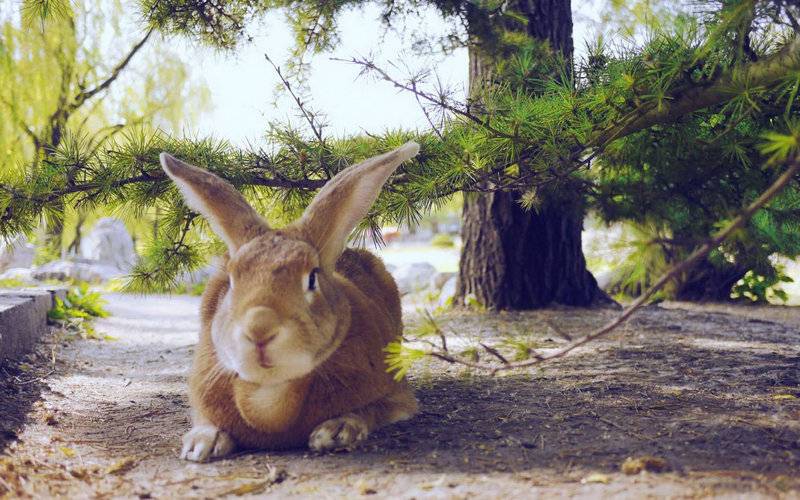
269, 333, 316, 375
210, 301, 244, 374
287, 346, 315, 370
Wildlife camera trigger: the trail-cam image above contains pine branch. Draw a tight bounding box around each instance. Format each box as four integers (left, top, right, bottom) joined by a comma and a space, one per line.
0, 163, 327, 228
591, 35, 800, 148
265, 54, 326, 145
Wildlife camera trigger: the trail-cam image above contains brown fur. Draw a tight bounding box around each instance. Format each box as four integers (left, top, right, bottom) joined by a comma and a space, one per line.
190, 246, 414, 449
160, 143, 420, 457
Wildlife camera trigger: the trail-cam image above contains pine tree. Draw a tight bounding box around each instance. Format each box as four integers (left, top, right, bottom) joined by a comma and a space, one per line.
0, 0, 798, 303
141, 0, 800, 306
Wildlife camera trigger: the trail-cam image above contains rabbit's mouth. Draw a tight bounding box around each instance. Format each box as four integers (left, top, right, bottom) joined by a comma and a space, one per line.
256, 347, 273, 368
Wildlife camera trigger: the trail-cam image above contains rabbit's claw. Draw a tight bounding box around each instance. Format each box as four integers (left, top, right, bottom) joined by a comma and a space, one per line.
181, 424, 235, 462
309, 414, 368, 452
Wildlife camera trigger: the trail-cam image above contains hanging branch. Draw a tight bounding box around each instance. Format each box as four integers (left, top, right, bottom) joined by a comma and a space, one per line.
417, 153, 800, 376
343, 35, 800, 195
589, 35, 800, 149
264, 53, 327, 145
68, 28, 155, 113
333, 56, 517, 140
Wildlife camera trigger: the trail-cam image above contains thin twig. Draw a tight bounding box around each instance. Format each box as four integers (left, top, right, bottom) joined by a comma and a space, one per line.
68, 29, 154, 112
423, 309, 448, 352
480, 343, 510, 365
265, 54, 326, 145
333, 56, 516, 140
543, 319, 573, 341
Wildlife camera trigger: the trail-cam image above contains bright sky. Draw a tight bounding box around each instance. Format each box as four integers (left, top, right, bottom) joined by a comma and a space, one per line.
0, 0, 605, 150
171, 2, 605, 147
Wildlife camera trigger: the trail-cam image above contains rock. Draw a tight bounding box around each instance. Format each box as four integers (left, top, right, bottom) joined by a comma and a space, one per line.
32, 260, 123, 283
438, 275, 457, 307
0, 268, 35, 283
430, 272, 455, 291
391, 262, 437, 295
79, 218, 137, 271
0, 235, 35, 272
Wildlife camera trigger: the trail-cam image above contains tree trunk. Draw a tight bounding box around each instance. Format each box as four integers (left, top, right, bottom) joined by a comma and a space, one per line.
457, 0, 611, 309
458, 190, 609, 308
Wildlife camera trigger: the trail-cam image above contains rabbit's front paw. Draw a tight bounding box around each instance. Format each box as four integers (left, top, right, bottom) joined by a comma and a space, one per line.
181, 424, 235, 462
308, 414, 369, 452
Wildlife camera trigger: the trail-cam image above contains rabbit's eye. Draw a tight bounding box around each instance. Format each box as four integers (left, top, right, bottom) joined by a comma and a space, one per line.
307, 268, 320, 291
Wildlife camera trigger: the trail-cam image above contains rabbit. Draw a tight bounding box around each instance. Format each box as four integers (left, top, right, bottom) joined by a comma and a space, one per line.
158, 142, 420, 462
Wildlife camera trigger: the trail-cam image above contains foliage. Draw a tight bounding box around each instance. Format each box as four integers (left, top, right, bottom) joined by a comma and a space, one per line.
48, 282, 109, 320
0, 0, 797, 299
0, 0, 208, 256
0, 278, 28, 288
384, 341, 426, 382
499, 334, 543, 361
595, 103, 800, 300
730, 267, 794, 302
48, 282, 111, 340
430, 233, 455, 247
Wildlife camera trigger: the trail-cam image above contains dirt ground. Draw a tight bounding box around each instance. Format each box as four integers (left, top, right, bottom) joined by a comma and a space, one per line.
1, 293, 799, 498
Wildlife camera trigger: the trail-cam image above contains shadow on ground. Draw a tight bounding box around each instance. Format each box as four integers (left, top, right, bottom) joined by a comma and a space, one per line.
2, 296, 799, 497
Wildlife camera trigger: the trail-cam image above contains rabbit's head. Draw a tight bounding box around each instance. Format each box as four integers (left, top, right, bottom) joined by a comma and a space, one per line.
159, 142, 419, 385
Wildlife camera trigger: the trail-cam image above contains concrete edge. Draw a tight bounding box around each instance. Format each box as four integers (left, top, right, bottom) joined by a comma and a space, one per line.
0, 287, 68, 363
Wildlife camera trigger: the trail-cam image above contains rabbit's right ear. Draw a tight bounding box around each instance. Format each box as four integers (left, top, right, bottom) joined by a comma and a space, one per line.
159, 153, 269, 251
298, 142, 419, 270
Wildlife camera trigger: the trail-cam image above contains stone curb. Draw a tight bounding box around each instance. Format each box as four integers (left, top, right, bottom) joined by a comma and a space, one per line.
0, 287, 67, 362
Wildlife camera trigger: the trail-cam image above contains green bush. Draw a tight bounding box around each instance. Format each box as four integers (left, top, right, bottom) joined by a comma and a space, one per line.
48, 283, 111, 339
730, 268, 794, 303
0, 278, 27, 288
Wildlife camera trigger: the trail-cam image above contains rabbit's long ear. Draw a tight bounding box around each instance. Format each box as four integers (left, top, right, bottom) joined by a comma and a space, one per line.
298, 142, 420, 270
160, 153, 269, 251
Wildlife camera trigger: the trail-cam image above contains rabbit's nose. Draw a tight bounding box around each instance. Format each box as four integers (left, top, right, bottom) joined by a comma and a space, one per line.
243, 306, 279, 333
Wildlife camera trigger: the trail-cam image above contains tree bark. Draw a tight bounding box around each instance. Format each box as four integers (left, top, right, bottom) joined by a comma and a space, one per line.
458, 190, 610, 308
457, 0, 611, 309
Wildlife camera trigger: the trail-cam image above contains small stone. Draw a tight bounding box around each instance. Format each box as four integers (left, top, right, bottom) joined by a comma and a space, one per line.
621, 456, 669, 475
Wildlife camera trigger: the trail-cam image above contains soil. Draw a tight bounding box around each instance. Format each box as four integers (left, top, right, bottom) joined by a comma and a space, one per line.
1, 293, 799, 498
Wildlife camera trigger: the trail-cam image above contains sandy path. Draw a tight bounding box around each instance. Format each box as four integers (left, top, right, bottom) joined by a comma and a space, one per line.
1, 293, 799, 498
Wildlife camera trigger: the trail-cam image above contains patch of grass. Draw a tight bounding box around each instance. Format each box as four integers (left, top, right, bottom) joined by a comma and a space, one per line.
0, 278, 28, 288
48, 283, 112, 340
430, 233, 455, 248
499, 334, 546, 361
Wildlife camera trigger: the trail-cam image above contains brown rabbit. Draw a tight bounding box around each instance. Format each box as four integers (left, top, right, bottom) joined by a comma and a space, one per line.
159, 143, 420, 462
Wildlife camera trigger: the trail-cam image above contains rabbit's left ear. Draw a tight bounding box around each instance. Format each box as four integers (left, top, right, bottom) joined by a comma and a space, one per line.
298, 142, 419, 270
159, 153, 269, 251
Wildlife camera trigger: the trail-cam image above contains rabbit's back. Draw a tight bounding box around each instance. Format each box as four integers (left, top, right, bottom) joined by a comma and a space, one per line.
335, 248, 402, 337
